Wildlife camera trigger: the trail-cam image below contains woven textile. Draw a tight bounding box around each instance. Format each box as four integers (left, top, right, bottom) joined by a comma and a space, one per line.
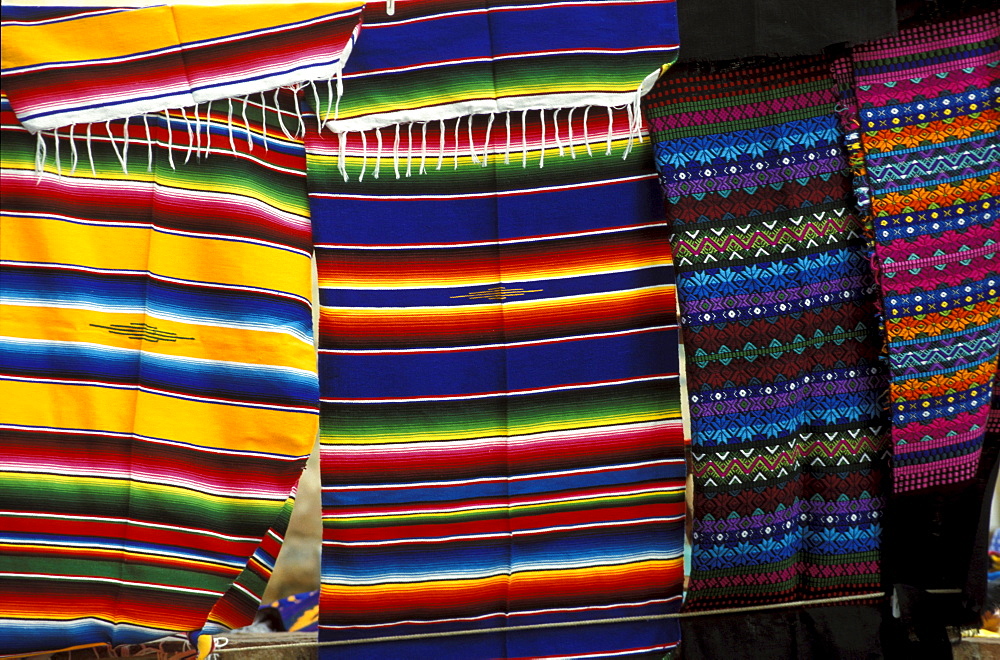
0, 87, 318, 655
311, 106, 685, 659
838, 10, 1000, 493
0, 2, 368, 652
310, 4, 685, 658
0, 3, 363, 131
317, 0, 678, 136
642, 56, 891, 611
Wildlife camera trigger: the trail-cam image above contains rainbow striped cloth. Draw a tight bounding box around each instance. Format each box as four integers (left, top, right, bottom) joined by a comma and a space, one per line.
308, 2, 686, 658
1, 1, 683, 658
0, 4, 361, 656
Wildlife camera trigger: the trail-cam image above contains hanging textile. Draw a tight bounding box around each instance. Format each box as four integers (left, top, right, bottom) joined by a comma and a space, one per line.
833, 6, 1000, 637
312, 111, 685, 660
0, 4, 364, 655
641, 54, 891, 656
2, 1, 686, 657
840, 7, 999, 494
310, 1, 685, 658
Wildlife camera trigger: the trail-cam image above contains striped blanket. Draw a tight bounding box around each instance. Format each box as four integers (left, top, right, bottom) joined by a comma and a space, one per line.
1, 1, 683, 657
0, 4, 361, 655
312, 103, 685, 660
310, 2, 685, 657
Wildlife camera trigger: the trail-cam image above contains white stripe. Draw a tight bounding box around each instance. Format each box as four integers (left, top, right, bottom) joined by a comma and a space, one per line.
324, 458, 684, 491
0, 571, 224, 596
323, 516, 685, 547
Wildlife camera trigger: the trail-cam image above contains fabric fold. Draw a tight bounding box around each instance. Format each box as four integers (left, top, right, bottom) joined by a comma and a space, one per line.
1, 3, 364, 132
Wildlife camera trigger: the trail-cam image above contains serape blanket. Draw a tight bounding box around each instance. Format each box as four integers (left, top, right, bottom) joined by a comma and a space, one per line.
314, 0, 679, 173
1, 3, 363, 131
0, 86, 317, 657
309, 4, 686, 658
1, 2, 685, 658
642, 55, 891, 612
840, 9, 1000, 493
311, 105, 686, 660
0, 3, 366, 654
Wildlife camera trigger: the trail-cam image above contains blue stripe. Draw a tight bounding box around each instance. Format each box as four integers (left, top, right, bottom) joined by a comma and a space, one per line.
1, 268, 312, 339
0, 339, 316, 407
321, 330, 678, 399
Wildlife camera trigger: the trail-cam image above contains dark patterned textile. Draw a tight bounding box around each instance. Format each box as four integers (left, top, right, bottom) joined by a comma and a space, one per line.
642, 55, 891, 612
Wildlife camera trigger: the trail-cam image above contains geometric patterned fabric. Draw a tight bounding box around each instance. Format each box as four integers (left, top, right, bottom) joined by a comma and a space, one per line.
642, 55, 891, 611
837, 9, 1000, 492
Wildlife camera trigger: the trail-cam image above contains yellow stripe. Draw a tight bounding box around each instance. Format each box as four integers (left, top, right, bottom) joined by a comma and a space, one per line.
2, 306, 316, 371
1, 215, 311, 297
170, 3, 362, 47
2, 6, 178, 70
324, 411, 676, 445
1, 381, 317, 455
3, 3, 362, 70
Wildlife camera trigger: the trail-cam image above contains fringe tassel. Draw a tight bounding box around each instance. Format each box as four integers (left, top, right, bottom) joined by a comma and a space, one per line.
419, 121, 428, 175
165, 110, 176, 169
143, 114, 153, 171
53, 126, 62, 176
552, 108, 564, 157
34, 131, 47, 181
393, 123, 401, 179
359, 129, 368, 182
337, 131, 349, 181
521, 110, 528, 168
68, 124, 79, 174
241, 96, 254, 152
405, 122, 413, 177
482, 112, 494, 167
437, 118, 445, 170
538, 109, 546, 168
504, 111, 511, 165
467, 115, 480, 166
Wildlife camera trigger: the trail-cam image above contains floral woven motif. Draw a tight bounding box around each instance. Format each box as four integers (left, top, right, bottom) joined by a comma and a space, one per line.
842, 10, 1000, 492
643, 55, 891, 610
